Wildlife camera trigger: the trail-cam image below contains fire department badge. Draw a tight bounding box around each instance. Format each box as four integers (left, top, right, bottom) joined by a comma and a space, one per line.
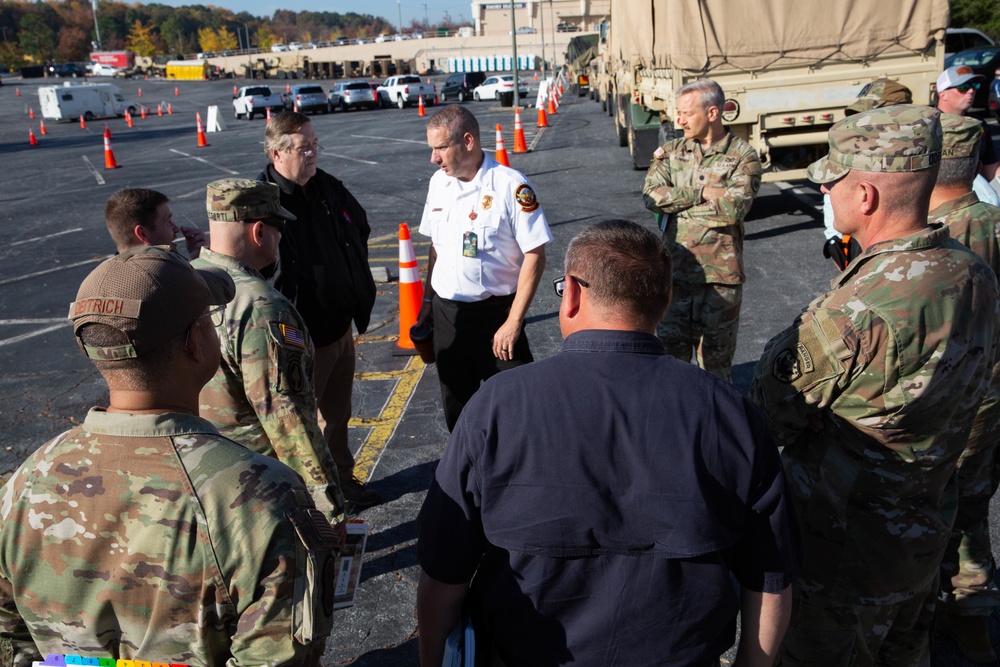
481, 194, 493, 210
515, 184, 539, 212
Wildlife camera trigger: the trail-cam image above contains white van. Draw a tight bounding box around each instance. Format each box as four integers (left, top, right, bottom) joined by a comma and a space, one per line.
38, 82, 135, 121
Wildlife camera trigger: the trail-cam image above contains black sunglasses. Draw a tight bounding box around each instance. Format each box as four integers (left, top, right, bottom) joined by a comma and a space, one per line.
553, 275, 590, 297
951, 82, 980, 94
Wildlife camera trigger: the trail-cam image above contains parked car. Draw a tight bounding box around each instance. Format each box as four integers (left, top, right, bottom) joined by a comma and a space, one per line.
472, 74, 529, 101
945, 28, 995, 60
989, 77, 1000, 121
440, 71, 487, 102
511, 27, 537, 35
288, 42, 304, 51
328, 80, 378, 111
557, 21, 581, 33
284, 84, 328, 114
271, 43, 288, 52
47, 63, 85, 78
944, 46, 1000, 117
89, 63, 120, 77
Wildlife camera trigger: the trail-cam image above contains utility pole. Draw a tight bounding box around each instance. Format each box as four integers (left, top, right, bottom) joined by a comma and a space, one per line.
510, 0, 519, 108
91, 0, 102, 51
539, 0, 546, 78
397, 0, 403, 35
423, 3, 429, 29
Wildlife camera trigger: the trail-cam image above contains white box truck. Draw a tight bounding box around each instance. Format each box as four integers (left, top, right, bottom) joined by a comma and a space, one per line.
38, 82, 136, 122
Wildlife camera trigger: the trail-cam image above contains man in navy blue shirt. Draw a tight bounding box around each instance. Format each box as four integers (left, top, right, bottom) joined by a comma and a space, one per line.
416, 219, 800, 666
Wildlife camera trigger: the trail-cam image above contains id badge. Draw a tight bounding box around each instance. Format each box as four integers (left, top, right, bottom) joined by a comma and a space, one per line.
463, 231, 478, 258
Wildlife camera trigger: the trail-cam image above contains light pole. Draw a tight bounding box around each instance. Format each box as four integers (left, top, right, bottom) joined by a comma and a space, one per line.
397, 0, 403, 35
538, 0, 545, 77
91, 0, 102, 51
510, 0, 519, 107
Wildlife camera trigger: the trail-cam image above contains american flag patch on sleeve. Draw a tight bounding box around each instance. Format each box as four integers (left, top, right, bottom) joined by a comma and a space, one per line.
281, 324, 307, 349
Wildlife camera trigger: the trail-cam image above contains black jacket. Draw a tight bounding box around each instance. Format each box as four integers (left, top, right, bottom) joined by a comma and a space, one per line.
258, 164, 377, 345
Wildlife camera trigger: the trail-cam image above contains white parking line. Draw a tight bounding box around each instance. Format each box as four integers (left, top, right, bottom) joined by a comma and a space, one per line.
11, 229, 83, 247
350, 134, 427, 145
169, 149, 241, 175
324, 152, 378, 165
0, 318, 68, 325
0, 256, 111, 287
81, 156, 106, 185
0, 323, 71, 348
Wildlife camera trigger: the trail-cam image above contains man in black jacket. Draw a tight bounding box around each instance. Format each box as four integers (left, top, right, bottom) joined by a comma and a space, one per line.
258, 111, 380, 507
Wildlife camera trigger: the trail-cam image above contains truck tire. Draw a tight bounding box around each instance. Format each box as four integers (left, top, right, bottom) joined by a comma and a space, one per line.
397, 95, 406, 109
340, 100, 348, 113
614, 98, 628, 147
247, 110, 255, 121
235, 110, 243, 119
84, 111, 95, 121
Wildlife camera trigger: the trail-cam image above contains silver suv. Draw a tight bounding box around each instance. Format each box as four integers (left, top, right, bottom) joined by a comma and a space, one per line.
284, 85, 328, 114
328, 80, 378, 112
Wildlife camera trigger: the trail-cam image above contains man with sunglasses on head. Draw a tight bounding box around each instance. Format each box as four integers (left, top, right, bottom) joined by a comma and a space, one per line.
194, 178, 344, 522
417, 220, 799, 666
257, 111, 380, 509
936, 65, 1000, 201
0, 246, 339, 665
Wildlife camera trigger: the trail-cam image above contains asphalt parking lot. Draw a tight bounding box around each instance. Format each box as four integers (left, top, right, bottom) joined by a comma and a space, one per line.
1, 74, 999, 665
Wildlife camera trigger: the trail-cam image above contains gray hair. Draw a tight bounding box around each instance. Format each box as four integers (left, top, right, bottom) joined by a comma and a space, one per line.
264, 110, 311, 161
937, 155, 979, 188
677, 78, 725, 113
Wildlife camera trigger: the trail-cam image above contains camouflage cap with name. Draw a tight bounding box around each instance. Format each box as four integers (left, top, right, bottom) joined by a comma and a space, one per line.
939, 112, 984, 159
806, 105, 942, 184
68, 246, 235, 360
844, 78, 913, 116
206, 178, 297, 223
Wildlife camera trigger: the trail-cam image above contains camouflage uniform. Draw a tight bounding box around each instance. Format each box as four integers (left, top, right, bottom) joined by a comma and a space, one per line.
930, 114, 1000, 617
642, 131, 762, 380
194, 248, 344, 519
0, 408, 336, 666
750, 106, 1000, 666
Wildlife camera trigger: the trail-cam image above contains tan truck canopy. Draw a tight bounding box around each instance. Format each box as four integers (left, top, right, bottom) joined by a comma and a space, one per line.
612, 0, 949, 71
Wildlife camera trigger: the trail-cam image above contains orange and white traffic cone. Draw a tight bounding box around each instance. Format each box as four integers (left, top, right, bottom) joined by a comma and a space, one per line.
395, 222, 425, 354
537, 106, 548, 127
286, 83, 291, 94
80, 114, 87, 129
266, 107, 272, 123
233, 85, 238, 96
168, 103, 173, 115
15, 87, 20, 96
533, 71, 538, 81
141, 106, 147, 120
39, 119, 47, 135
513, 108, 528, 153
174, 86, 179, 96
138, 87, 142, 97
28, 127, 38, 147
104, 133, 121, 169
418, 94, 426, 117
558, 80, 564, 96
126, 110, 133, 128
494, 124, 510, 167
157, 103, 163, 117
196, 112, 209, 147
104, 122, 111, 140
28, 107, 34, 119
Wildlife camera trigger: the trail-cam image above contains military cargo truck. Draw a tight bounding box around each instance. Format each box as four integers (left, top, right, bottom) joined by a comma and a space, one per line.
604, 0, 948, 177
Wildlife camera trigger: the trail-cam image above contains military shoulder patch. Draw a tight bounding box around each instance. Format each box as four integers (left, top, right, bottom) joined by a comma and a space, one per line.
653, 146, 666, 159
772, 348, 802, 383
280, 323, 307, 349
515, 184, 539, 212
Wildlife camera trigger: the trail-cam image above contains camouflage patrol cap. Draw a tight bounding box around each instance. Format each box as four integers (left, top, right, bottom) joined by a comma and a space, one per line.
68, 246, 235, 360
806, 105, 942, 184
939, 113, 984, 159
206, 178, 297, 223
844, 78, 913, 116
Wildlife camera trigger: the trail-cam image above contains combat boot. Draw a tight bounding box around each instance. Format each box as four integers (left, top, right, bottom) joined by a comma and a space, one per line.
935, 607, 998, 664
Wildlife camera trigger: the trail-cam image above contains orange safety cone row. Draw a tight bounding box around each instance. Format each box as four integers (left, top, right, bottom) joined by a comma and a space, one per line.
396, 222, 424, 353
494, 123, 510, 167
29, 127, 38, 146
80, 114, 87, 129
29, 107, 34, 119
40, 119, 47, 135
196, 111, 209, 147
126, 110, 133, 128
512, 108, 528, 153
537, 106, 548, 128
104, 133, 121, 169
417, 94, 426, 117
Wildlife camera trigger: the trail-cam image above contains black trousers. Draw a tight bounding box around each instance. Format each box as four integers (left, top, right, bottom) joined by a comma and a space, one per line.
432, 293, 533, 431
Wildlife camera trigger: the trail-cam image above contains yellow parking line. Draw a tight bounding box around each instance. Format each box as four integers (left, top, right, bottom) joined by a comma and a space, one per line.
350, 355, 426, 483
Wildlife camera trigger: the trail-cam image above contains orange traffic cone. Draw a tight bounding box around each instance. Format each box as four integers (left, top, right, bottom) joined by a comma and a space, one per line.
533, 71, 538, 81
80, 114, 87, 129
418, 94, 426, 117
395, 222, 424, 354
547, 93, 557, 116
513, 108, 528, 153
28, 127, 38, 146
157, 103, 163, 117
138, 87, 142, 97
537, 106, 548, 127
286, 83, 291, 94
15, 87, 20, 96
558, 80, 564, 96
29, 107, 34, 119
126, 110, 133, 128
167, 103, 173, 115
174, 86, 179, 96
104, 133, 121, 169
196, 112, 209, 147
104, 122, 111, 140
141, 106, 147, 120
266, 107, 272, 123
233, 85, 238, 96
494, 124, 510, 167
40, 119, 47, 135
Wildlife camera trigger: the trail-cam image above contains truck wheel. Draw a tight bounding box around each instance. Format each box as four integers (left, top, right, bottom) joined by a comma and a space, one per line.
440, 91, 447, 101
340, 100, 348, 113
128, 106, 137, 116
84, 111, 95, 121
247, 110, 255, 121
614, 99, 628, 147
397, 95, 406, 109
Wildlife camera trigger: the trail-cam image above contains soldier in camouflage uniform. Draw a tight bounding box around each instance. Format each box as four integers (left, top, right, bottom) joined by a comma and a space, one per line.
194, 178, 344, 519
0, 247, 339, 665
928, 114, 1000, 663
642, 78, 762, 381
750, 106, 1000, 666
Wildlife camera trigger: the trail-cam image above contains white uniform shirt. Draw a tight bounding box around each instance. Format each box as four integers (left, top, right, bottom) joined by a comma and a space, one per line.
420, 153, 552, 302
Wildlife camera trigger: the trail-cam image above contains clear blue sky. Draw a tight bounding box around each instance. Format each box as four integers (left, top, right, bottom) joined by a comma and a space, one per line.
151, 1, 475, 28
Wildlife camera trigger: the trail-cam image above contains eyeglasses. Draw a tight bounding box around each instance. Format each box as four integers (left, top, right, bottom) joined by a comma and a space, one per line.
951, 82, 980, 94
184, 304, 226, 350
286, 144, 322, 158
253, 217, 286, 232
553, 275, 590, 297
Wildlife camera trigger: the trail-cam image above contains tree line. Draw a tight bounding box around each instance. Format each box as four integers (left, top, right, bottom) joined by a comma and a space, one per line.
0, 1, 464, 71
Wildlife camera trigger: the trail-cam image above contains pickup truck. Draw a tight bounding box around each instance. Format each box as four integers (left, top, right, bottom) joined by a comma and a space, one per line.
233, 85, 284, 120
377, 75, 436, 109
